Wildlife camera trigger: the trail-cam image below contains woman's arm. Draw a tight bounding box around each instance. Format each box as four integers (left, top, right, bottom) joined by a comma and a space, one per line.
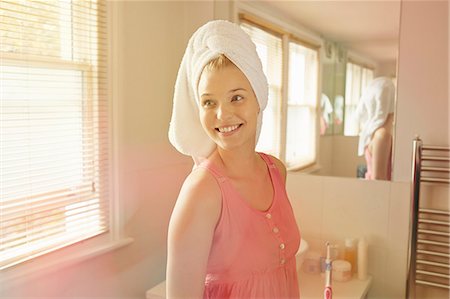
166, 169, 222, 299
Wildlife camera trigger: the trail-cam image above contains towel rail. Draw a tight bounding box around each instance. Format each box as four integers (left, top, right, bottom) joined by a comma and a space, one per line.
421, 177, 450, 184
415, 280, 450, 290
419, 219, 450, 226
420, 208, 450, 216
406, 137, 450, 298
417, 249, 450, 259
421, 166, 450, 172
416, 259, 450, 268
422, 156, 450, 162
416, 270, 450, 279
418, 239, 450, 248
418, 229, 450, 237
422, 145, 450, 151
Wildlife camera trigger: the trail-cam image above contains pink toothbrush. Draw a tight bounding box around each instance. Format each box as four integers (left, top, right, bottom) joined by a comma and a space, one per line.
324, 242, 332, 299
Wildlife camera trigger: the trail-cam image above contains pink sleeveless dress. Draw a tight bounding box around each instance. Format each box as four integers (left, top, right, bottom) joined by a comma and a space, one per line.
196, 153, 301, 299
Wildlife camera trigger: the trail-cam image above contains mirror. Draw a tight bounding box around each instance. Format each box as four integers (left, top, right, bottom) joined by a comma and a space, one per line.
259, 0, 401, 180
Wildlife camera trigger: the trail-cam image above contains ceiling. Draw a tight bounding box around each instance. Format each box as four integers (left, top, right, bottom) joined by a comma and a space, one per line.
255, 0, 402, 63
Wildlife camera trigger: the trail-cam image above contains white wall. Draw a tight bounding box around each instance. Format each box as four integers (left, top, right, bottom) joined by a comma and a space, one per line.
374, 60, 397, 78
317, 136, 366, 178
393, 0, 449, 182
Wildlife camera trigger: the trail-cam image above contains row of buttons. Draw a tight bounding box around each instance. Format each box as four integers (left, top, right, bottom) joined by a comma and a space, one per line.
266, 213, 286, 265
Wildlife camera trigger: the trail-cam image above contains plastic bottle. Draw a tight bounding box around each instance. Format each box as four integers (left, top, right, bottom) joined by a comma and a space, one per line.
357, 237, 368, 280
343, 238, 357, 274
329, 244, 340, 260
332, 259, 352, 282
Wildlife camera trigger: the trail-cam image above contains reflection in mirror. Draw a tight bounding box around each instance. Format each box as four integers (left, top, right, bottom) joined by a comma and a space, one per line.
321, 40, 347, 136
260, 1, 401, 180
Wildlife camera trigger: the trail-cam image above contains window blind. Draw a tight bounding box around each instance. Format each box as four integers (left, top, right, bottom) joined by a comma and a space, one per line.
0, 0, 109, 269
344, 61, 374, 136
285, 41, 319, 168
240, 21, 282, 157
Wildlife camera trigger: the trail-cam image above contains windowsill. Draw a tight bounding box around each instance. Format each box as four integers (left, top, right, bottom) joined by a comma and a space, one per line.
1, 237, 134, 284
287, 163, 321, 174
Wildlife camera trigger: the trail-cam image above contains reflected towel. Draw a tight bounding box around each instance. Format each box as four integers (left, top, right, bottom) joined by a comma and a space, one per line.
168, 20, 268, 161
354, 77, 395, 156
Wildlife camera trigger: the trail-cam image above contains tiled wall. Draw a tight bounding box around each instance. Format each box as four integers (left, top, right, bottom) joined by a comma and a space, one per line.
286, 173, 410, 298
393, 0, 449, 182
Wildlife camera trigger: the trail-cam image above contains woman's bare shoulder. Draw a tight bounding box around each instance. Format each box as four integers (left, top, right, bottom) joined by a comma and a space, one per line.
171, 167, 222, 226
182, 167, 222, 201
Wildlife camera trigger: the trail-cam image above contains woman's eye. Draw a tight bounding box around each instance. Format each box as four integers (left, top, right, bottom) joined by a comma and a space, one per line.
231, 95, 243, 102
202, 100, 214, 108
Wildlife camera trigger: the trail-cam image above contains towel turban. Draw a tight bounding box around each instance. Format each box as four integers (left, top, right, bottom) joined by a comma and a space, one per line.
168, 20, 268, 160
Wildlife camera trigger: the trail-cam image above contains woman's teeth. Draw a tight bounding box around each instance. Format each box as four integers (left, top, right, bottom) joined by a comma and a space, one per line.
217, 124, 240, 133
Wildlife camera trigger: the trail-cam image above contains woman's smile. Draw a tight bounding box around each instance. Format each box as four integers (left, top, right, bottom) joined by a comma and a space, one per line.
216, 123, 243, 135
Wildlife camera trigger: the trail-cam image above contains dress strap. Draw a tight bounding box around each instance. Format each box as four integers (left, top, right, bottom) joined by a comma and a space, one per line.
195, 160, 227, 184
258, 152, 278, 170
258, 152, 285, 189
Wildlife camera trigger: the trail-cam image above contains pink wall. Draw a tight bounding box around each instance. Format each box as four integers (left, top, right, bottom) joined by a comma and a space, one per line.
393, 0, 449, 181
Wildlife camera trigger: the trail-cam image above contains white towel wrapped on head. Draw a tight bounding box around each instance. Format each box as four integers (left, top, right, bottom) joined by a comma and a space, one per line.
354, 77, 396, 156
168, 20, 268, 160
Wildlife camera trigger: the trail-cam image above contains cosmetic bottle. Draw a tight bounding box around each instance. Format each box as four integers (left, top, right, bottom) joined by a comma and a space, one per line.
303, 251, 321, 274
343, 238, 357, 274
329, 244, 340, 260
357, 237, 368, 280
332, 260, 352, 282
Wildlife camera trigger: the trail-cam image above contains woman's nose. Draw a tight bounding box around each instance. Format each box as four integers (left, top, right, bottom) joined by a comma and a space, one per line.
216, 104, 232, 120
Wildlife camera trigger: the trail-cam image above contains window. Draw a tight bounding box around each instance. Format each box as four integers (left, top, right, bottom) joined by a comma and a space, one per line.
240, 22, 282, 157
240, 16, 319, 169
343, 61, 374, 136
286, 42, 318, 168
0, 0, 109, 269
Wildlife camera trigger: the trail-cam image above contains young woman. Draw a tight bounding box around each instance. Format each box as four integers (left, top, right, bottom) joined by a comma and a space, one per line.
355, 77, 395, 180
167, 20, 301, 299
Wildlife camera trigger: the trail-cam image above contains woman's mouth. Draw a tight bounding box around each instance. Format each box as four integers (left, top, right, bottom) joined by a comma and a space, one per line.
216, 124, 243, 134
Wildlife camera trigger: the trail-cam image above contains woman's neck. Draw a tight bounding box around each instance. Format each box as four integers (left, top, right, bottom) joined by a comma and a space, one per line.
211, 147, 263, 179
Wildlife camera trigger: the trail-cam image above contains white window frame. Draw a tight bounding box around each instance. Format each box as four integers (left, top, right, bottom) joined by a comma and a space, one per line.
239, 21, 283, 158
237, 11, 321, 171
285, 39, 320, 170
0, 1, 132, 283
343, 60, 374, 136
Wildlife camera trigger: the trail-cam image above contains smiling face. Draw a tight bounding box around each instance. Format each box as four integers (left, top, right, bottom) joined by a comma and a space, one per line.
197, 60, 260, 153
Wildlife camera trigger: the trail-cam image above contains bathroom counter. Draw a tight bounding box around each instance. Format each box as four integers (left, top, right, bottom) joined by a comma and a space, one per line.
146, 273, 372, 299
298, 272, 372, 299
